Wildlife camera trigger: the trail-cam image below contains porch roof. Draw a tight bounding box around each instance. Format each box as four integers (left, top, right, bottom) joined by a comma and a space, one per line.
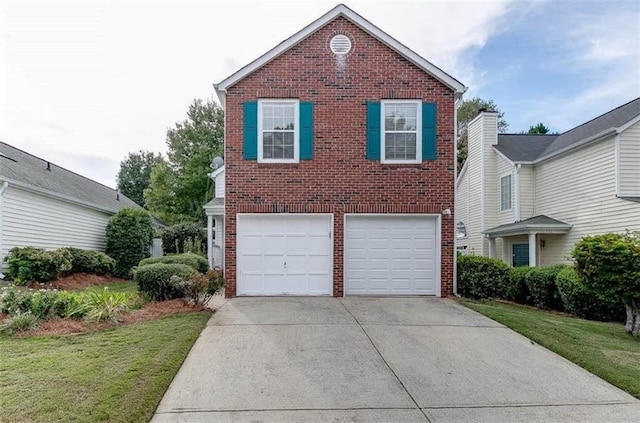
204, 197, 224, 216
483, 215, 571, 238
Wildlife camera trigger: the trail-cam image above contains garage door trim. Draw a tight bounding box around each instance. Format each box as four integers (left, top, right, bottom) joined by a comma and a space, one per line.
343, 213, 441, 297
237, 213, 334, 296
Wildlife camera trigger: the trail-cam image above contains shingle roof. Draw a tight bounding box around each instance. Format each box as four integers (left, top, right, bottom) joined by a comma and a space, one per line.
483, 215, 571, 237
495, 97, 640, 163
0, 142, 140, 213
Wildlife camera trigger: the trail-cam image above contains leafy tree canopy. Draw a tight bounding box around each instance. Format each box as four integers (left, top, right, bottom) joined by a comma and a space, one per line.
116, 150, 163, 206
527, 122, 551, 134
457, 97, 508, 172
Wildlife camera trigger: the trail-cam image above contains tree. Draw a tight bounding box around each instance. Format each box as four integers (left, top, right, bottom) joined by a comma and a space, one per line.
106, 208, 154, 278
144, 160, 179, 225
572, 232, 640, 336
527, 122, 551, 134
116, 150, 163, 206
457, 97, 508, 172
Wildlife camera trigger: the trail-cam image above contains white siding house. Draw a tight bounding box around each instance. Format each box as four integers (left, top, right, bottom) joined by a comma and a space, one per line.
0, 142, 143, 274
204, 165, 224, 270
456, 97, 640, 268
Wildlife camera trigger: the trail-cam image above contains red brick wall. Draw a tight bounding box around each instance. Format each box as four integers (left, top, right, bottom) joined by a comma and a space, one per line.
224, 17, 456, 297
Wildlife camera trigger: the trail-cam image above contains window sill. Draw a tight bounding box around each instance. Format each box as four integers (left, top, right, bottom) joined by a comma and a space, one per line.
381, 163, 426, 169
257, 163, 300, 169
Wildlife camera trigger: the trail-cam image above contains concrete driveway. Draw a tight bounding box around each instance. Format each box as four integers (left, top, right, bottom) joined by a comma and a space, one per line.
152, 297, 640, 422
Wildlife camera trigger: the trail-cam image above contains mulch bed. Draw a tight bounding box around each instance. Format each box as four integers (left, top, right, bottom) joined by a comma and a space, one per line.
26, 273, 124, 291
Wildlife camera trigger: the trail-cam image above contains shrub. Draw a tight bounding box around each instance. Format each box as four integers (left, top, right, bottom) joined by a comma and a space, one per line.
133, 263, 195, 301
0, 288, 83, 319
556, 267, 625, 322
169, 269, 225, 305
572, 232, 640, 335
506, 267, 534, 304
525, 264, 567, 310
106, 208, 154, 278
457, 255, 512, 300
138, 253, 209, 274
61, 247, 115, 275
161, 223, 206, 255
3, 247, 72, 285
0, 312, 39, 335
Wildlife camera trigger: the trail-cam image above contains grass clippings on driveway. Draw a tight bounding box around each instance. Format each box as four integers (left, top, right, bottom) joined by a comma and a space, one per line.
0, 312, 210, 423
460, 299, 640, 399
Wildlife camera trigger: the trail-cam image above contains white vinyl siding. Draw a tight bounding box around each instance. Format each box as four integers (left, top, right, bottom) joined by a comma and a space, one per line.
496, 154, 515, 224
518, 166, 535, 220
381, 100, 421, 163
1, 186, 112, 267
214, 170, 225, 198
617, 120, 640, 197
535, 136, 640, 266
466, 118, 483, 256
455, 170, 469, 250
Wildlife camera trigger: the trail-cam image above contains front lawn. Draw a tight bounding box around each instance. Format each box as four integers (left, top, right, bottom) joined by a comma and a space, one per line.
0, 312, 210, 423
461, 299, 640, 398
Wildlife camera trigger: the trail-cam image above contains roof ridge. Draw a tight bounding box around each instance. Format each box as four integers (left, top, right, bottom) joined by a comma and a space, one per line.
0, 141, 123, 195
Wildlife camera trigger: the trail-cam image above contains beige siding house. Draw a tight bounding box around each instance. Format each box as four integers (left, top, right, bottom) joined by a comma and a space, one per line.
456, 98, 640, 267
0, 142, 144, 274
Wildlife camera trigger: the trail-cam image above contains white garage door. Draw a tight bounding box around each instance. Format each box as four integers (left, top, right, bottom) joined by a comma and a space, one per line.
345, 215, 439, 295
237, 214, 332, 296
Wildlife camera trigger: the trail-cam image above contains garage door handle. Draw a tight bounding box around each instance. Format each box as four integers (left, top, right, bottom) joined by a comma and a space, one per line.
284, 262, 287, 269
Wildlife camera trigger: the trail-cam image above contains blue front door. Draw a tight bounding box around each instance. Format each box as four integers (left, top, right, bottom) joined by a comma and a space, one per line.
512, 243, 530, 267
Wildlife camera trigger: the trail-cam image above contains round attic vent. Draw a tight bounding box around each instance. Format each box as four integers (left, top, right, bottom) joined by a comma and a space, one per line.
330, 34, 352, 55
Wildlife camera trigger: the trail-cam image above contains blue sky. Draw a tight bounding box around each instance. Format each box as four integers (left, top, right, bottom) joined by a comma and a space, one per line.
1, 0, 638, 186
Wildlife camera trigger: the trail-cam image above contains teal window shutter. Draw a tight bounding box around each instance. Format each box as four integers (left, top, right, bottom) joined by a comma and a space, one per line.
366, 102, 381, 160
422, 102, 437, 160
243, 101, 258, 160
300, 102, 314, 160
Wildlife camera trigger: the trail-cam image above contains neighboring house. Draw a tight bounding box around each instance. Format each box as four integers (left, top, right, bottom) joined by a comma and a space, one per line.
0, 141, 147, 272
209, 4, 466, 297
456, 98, 640, 267
204, 164, 224, 270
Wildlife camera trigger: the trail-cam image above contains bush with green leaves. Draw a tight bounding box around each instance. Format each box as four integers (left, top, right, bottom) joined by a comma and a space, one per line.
0, 312, 39, 335
3, 247, 73, 285
457, 255, 512, 300
525, 264, 567, 310
133, 263, 195, 301
138, 253, 208, 274
556, 266, 625, 322
61, 247, 115, 275
161, 222, 206, 255
506, 266, 533, 304
106, 208, 154, 278
572, 232, 640, 336
84, 288, 141, 323
169, 269, 225, 305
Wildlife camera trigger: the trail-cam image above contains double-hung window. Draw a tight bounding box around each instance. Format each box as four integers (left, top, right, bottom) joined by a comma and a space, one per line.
258, 100, 299, 163
500, 174, 512, 211
381, 100, 422, 163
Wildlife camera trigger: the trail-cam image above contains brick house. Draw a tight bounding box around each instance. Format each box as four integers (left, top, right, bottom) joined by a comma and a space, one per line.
209, 4, 466, 297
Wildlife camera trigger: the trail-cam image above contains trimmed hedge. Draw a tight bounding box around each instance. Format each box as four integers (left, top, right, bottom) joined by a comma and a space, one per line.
60, 247, 115, 275
525, 264, 567, 310
133, 263, 194, 301
506, 266, 533, 304
3, 247, 72, 285
138, 253, 208, 274
106, 208, 154, 278
457, 255, 512, 300
556, 267, 625, 322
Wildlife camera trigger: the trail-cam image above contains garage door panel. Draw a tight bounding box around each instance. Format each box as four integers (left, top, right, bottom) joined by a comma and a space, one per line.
237, 215, 332, 296
345, 216, 438, 296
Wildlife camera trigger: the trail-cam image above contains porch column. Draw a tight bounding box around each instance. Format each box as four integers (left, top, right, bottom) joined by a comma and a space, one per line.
207, 214, 213, 269
488, 237, 496, 258
528, 232, 537, 267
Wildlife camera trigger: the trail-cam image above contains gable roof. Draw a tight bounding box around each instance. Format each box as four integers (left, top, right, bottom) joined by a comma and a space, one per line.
495, 97, 640, 163
214, 4, 466, 106
0, 142, 140, 214
483, 215, 572, 237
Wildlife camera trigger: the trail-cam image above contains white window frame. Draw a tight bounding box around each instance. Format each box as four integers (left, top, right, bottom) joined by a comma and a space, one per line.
381, 100, 422, 164
456, 222, 467, 239
500, 173, 512, 212
258, 99, 300, 163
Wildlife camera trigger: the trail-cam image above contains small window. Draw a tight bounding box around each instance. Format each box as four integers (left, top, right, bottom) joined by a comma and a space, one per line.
456, 222, 467, 239
258, 100, 299, 163
381, 100, 422, 163
500, 174, 512, 211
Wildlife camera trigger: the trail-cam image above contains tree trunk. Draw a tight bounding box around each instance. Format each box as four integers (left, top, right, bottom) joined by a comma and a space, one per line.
625, 304, 634, 334
631, 300, 640, 337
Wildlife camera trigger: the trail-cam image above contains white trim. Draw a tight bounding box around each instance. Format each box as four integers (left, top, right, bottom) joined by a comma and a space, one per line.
534, 128, 616, 164
380, 100, 422, 164
499, 172, 513, 212
480, 115, 485, 256
514, 164, 521, 221
453, 97, 462, 296
0, 181, 7, 275
615, 134, 620, 196
209, 165, 225, 179
615, 113, 640, 133
257, 99, 300, 163
214, 4, 465, 106
492, 147, 515, 166
343, 213, 442, 297
236, 213, 334, 296
456, 158, 468, 187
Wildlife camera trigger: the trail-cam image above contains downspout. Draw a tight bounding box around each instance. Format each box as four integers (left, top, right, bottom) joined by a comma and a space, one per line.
0, 181, 8, 278
453, 98, 461, 296
514, 164, 521, 222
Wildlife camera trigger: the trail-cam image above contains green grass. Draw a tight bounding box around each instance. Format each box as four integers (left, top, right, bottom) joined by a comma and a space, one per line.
0, 312, 210, 423
460, 299, 640, 398
81, 280, 138, 294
